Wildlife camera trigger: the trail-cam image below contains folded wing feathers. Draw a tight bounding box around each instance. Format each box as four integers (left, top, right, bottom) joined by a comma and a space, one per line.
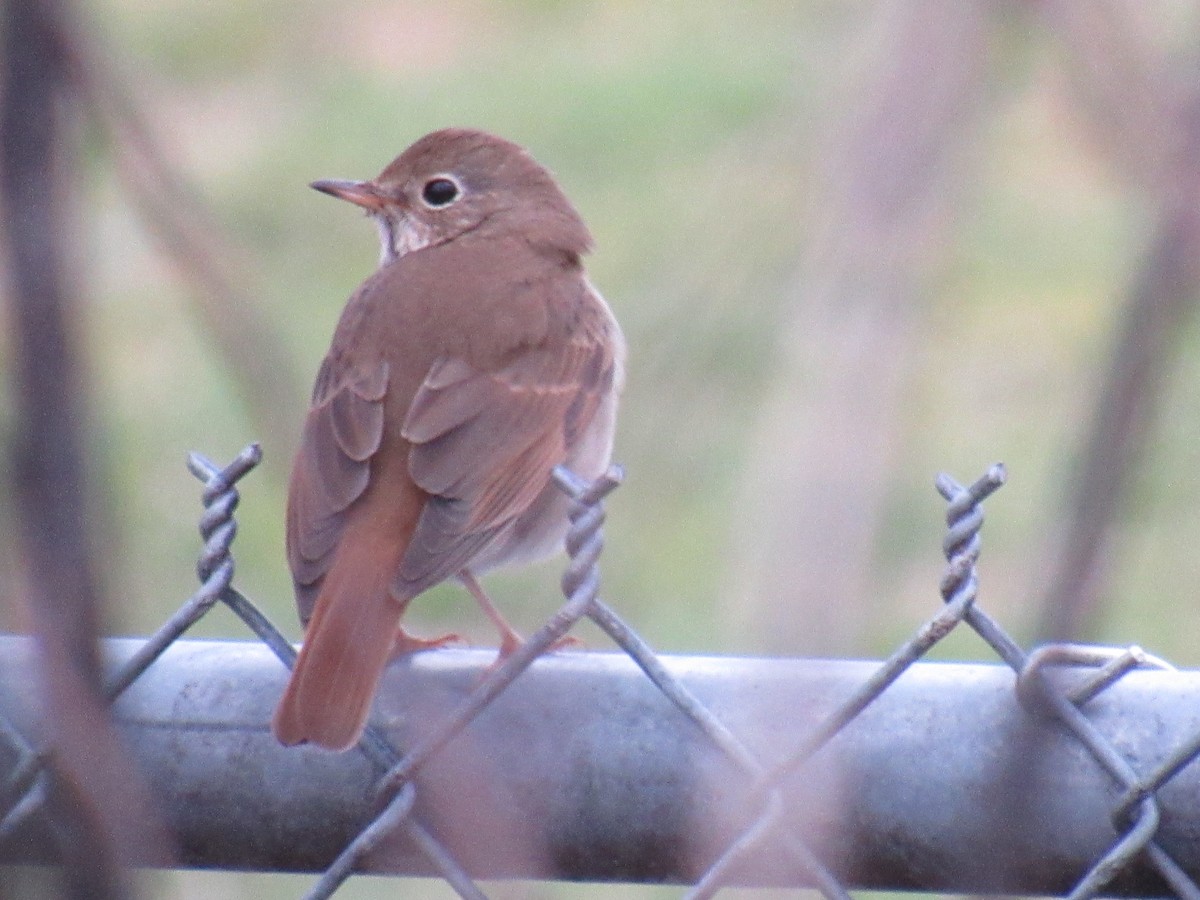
288, 360, 390, 622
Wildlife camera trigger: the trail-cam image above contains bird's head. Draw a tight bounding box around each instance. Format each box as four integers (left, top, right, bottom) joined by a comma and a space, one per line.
311, 128, 592, 267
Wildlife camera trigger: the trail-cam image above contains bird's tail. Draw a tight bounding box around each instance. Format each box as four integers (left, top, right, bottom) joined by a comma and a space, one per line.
272, 544, 405, 751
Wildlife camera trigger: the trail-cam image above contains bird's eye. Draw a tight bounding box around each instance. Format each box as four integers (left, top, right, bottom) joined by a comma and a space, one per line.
421, 176, 460, 208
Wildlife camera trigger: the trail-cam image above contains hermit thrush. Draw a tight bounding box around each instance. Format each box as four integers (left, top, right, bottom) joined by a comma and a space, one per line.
271, 128, 624, 751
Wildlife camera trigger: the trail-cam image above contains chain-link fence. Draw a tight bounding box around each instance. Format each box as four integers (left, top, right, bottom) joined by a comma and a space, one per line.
3, 448, 1200, 898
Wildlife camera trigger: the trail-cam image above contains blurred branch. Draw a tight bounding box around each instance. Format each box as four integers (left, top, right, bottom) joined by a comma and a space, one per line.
723, 0, 997, 653
1035, 1, 1200, 641
44, 2, 303, 474
0, 0, 174, 895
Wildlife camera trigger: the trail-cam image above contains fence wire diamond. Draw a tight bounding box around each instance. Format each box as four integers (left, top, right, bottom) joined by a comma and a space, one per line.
3, 447, 1200, 898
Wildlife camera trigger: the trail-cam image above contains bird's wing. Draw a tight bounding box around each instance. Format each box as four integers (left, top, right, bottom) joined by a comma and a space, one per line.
395, 325, 616, 598
286, 357, 389, 624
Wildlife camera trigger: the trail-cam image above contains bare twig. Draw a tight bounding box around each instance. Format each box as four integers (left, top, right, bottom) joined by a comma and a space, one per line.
725, 0, 998, 653
1035, 3, 1200, 640
0, 0, 174, 895
43, 1, 303, 473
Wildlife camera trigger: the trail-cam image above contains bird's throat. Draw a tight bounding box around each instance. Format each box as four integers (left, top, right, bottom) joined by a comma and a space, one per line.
375, 212, 435, 267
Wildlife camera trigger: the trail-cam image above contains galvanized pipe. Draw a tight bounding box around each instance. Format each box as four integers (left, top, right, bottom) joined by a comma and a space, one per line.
2, 635, 1198, 893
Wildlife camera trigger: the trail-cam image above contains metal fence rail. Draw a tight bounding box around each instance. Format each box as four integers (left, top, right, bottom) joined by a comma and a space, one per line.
6, 638, 1200, 895
2, 446, 1200, 899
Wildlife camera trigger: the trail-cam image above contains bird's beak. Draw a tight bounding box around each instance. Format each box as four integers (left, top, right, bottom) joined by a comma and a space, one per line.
310, 179, 389, 212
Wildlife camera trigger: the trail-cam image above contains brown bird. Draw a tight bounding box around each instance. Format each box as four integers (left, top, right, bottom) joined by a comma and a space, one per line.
272, 128, 624, 751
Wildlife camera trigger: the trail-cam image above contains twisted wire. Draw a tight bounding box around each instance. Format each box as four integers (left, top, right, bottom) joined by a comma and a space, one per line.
554, 463, 623, 601
0, 445, 266, 845
102, 444, 263, 702
929, 464, 1200, 899
936, 463, 1006, 606
187, 444, 262, 594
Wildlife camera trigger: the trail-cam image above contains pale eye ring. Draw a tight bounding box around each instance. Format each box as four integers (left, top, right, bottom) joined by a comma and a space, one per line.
420, 174, 462, 208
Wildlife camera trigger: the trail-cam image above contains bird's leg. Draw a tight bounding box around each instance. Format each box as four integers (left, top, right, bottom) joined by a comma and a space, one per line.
459, 570, 524, 658
458, 570, 580, 660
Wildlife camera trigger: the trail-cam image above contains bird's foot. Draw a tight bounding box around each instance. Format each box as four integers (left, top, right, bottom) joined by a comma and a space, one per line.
493, 627, 583, 663
389, 627, 464, 659
458, 569, 582, 671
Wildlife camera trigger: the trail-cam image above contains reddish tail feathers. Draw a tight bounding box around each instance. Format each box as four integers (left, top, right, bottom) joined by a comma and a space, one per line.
272, 543, 405, 751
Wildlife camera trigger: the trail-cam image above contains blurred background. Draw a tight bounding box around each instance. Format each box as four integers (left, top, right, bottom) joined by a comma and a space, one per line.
6, 0, 1200, 896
